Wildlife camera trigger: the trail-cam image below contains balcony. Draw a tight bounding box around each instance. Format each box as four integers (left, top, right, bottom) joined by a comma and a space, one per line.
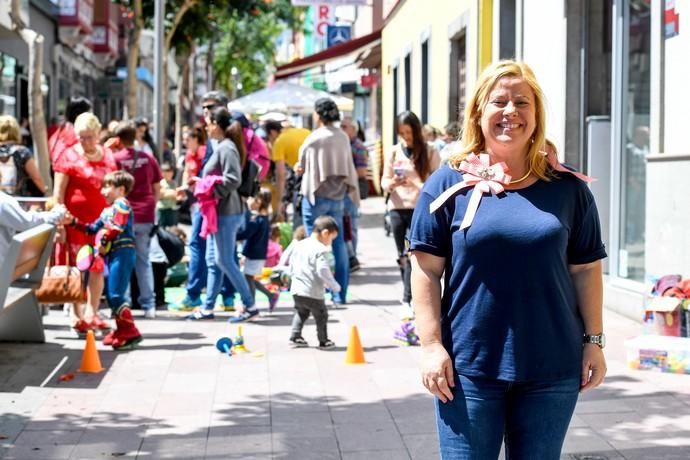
58, 0, 94, 46
90, 0, 119, 65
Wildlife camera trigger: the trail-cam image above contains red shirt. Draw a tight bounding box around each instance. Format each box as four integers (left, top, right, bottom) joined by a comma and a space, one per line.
113, 147, 163, 224
184, 145, 207, 180
53, 145, 117, 246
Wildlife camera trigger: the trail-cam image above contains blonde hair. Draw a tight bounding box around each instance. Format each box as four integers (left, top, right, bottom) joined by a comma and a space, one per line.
73, 112, 101, 134
448, 60, 552, 181
0, 115, 22, 143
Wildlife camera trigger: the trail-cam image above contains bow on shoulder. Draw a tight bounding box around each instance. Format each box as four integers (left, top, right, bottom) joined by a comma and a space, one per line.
429, 151, 594, 230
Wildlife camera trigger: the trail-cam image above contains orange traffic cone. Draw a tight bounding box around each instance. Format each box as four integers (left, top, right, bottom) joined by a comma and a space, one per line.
344, 326, 366, 364
79, 330, 104, 373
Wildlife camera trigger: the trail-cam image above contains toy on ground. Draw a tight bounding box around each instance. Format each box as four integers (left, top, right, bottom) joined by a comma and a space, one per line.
215, 337, 233, 357
394, 320, 419, 346
233, 326, 248, 353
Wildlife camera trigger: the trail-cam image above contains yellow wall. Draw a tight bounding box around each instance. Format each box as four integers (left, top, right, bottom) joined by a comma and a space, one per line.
381, 0, 490, 155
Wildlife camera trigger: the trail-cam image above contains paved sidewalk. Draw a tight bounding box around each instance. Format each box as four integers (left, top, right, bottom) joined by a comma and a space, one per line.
1, 197, 690, 460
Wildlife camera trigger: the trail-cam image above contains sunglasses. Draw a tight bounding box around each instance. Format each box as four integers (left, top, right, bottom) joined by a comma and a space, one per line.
202, 104, 217, 111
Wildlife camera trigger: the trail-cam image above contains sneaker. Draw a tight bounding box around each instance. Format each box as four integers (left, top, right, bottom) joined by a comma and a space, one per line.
289, 336, 308, 347
72, 319, 92, 337
169, 296, 202, 312
90, 316, 111, 332
394, 321, 419, 346
185, 310, 215, 321
349, 256, 361, 273
228, 308, 259, 323
268, 292, 280, 313
109, 306, 143, 350
143, 308, 156, 319
318, 340, 335, 349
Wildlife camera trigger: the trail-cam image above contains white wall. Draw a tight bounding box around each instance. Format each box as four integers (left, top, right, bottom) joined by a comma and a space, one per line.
521, 0, 567, 156
663, 2, 689, 155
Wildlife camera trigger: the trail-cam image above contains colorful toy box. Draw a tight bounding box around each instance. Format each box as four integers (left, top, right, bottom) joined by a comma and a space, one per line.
625, 335, 690, 374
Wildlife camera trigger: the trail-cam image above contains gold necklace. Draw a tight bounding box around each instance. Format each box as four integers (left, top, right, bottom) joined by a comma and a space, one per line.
509, 169, 532, 185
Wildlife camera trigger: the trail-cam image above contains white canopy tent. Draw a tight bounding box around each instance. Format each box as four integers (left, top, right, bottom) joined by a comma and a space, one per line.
227, 81, 353, 115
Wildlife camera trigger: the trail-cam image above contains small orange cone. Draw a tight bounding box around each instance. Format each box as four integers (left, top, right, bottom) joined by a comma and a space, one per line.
344, 326, 366, 364
79, 330, 104, 373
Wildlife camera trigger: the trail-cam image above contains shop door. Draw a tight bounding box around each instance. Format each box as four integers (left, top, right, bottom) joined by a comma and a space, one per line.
611, 0, 650, 281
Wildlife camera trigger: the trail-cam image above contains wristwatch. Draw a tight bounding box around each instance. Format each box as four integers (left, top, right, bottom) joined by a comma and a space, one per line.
583, 333, 606, 349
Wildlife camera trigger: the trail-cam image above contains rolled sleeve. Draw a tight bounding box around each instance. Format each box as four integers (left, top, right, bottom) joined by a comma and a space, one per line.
408, 189, 451, 258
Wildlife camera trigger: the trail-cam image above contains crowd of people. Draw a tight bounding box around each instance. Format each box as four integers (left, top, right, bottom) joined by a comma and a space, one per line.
0, 88, 377, 350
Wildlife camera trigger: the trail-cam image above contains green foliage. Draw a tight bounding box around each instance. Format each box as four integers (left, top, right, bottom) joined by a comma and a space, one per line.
212, 0, 305, 96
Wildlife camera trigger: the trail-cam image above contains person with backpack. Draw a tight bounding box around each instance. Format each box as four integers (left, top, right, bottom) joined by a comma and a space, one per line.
173, 91, 238, 313
0, 115, 47, 196
188, 107, 257, 322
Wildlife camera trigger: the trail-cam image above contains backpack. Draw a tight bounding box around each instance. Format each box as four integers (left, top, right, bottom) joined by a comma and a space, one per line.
152, 225, 185, 266
243, 128, 271, 180
238, 159, 261, 198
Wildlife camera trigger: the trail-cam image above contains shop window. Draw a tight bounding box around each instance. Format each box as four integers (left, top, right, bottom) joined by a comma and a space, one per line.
618, 0, 650, 281
421, 40, 429, 124
0, 54, 17, 116
392, 65, 398, 144
499, 0, 517, 59
449, 32, 466, 122
404, 53, 411, 111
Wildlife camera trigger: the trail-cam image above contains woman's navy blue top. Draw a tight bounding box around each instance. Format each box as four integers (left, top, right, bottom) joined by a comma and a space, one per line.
409, 165, 607, 382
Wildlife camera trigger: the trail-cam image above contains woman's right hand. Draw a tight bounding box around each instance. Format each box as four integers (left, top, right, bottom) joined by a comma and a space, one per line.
421, 342, 455, 403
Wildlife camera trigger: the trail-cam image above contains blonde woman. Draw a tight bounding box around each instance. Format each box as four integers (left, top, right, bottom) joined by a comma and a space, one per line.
0, 115, 46, 196
53, 112, 117, 335
409, 60, 606, 458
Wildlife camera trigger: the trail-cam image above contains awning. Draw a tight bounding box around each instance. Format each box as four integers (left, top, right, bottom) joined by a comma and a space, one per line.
275, 29, 381, 80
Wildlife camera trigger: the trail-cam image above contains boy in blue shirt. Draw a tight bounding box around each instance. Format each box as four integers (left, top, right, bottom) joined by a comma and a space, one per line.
69, 170, 142, 350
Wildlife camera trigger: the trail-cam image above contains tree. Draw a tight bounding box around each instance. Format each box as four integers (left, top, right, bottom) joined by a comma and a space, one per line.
212, 1, 305, 97
9, 5, 51, 191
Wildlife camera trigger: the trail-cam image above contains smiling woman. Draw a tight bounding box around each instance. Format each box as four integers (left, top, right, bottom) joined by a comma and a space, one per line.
409, 60, 607, 459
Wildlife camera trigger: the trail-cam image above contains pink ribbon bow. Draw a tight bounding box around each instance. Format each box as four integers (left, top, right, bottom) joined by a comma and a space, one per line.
429, 150, 595, 230
429, 153, 512, 230
541, 149, 594, 183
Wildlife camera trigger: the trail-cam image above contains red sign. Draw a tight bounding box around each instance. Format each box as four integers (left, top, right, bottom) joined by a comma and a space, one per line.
360, 74, 379, 88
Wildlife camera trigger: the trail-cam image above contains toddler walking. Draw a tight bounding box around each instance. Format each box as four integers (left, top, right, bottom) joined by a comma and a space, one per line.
288, 216, 340, 348
69, 170, 142, 350
236, 188, 280, 314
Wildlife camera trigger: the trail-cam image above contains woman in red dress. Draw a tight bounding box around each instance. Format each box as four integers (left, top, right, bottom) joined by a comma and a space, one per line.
53, 112, 117, 335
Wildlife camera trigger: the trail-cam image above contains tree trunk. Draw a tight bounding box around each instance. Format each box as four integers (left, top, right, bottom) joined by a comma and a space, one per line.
126, 0, 143, 118
174, 55, 190, 163
12, 25, 51, 192
161, 0, 198, 148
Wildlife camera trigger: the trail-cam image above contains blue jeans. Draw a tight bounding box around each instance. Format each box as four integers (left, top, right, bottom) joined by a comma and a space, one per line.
106, 248, 136, 314
187, 205, 235, 302
301, 196, 348, 303
344, 194, 359, 254
205, 213, 254, 310
437, 374, 580, 459
133, 223, 155, 311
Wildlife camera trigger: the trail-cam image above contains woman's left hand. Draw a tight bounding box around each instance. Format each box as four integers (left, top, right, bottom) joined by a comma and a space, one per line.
580, 344, 607, 392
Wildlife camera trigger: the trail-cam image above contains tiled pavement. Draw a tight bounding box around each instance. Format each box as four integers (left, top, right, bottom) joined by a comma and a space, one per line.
1, 197, 690, 459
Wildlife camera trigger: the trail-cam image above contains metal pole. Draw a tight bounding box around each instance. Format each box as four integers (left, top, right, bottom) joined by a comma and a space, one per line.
153, 0, 165, 160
